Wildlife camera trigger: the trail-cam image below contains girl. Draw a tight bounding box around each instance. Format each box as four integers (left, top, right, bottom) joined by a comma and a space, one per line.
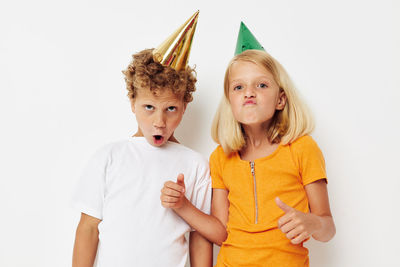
161, 49, 335, 266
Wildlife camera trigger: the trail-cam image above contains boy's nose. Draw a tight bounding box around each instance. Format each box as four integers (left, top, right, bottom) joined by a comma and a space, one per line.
153, 113, 166, 128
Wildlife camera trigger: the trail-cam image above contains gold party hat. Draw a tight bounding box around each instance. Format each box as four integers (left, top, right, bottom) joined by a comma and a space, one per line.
152, 11, 199, 71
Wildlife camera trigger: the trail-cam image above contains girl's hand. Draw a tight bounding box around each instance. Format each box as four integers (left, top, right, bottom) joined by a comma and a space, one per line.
275, 197, 322, 245
160, 173, 186, 210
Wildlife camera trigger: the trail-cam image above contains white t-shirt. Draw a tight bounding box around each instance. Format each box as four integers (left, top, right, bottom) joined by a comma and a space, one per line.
72, 137, 211, 267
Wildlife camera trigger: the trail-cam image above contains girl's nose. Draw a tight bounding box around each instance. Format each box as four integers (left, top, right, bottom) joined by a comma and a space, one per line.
244, 86, 256, 98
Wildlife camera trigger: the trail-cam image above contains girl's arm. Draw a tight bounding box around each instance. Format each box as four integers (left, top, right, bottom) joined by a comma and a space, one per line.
72, 213, 101, 267
276, 179, 336, 244
304, 179, 336, 242
189, 231, 213, 267
161, 174, 228, 245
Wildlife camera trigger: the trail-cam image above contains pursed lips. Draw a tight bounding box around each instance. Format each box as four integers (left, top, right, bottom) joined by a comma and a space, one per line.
243, 100, 256, 105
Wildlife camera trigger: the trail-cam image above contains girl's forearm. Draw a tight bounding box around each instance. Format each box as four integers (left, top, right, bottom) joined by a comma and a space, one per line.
174, 198, 227, 246
312, 215, 336, 242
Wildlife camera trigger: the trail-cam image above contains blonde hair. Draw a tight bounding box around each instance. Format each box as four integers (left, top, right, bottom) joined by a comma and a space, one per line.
211, 50, 314, 155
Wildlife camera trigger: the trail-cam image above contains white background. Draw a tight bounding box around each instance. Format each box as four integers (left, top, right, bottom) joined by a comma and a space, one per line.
1, 0, 399, 266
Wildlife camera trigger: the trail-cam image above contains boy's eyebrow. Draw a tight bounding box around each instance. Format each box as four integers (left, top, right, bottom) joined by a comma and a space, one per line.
141, 100, 182, 106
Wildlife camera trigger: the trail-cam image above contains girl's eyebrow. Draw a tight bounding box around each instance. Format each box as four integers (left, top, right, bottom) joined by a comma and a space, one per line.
229, 79, 243, 84
230, 76, 273, 83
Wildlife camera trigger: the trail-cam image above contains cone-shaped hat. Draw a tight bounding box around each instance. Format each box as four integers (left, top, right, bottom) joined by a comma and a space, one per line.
235, 22, 265, 55
153, 11, 199, 71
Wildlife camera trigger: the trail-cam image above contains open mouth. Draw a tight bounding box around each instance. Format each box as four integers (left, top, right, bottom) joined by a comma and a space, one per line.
153, 135, 164, 145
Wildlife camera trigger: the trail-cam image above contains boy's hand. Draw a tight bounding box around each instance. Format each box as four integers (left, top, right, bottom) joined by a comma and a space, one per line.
275, 197, 322, 245
160, 173, 187, 210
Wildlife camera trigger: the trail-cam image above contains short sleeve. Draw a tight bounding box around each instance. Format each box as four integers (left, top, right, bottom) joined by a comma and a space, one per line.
291, 136, 327, 186
190, 161, 212, 216
71, 146, 110, 220
210, 146, 227, 189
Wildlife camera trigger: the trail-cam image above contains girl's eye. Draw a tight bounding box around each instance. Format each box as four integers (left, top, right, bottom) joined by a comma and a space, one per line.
258, 83, 268, 88
233, 85, 242, 91
167, 106, 177, 112
145, 105, 154, 111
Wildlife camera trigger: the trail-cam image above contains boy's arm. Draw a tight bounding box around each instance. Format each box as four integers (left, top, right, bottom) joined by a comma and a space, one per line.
161, 174, 227, 245
189, 231, 213, 267
173, 197, 227, 245
211, 188, 229, 229
72, 213, 101, 267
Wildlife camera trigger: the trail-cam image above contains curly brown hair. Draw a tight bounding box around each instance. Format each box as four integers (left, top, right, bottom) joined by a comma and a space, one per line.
122, 49, 197, 103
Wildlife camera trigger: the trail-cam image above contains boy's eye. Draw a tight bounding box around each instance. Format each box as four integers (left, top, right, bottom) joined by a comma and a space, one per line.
145, 105, 154, 111
233, 85, 242, 91
167, 106, 177, 112
258, 83, 268, 88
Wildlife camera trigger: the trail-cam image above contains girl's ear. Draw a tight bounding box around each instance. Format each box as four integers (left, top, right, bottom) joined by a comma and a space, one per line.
276, 90, 287, 110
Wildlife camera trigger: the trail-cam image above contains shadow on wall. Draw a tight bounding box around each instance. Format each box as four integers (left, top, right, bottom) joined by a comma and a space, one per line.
306, 238, 338, 267
175, 102, 212, 154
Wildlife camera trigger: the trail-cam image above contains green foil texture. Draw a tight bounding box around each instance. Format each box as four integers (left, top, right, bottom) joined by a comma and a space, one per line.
235, 21, 265, 55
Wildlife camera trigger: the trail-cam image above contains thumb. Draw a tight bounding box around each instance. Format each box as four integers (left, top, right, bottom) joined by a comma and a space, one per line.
176, 173, 185, 190
275, 197, 293, 213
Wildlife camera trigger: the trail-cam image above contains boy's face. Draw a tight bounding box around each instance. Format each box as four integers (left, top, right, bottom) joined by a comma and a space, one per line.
131, 88, 187, 147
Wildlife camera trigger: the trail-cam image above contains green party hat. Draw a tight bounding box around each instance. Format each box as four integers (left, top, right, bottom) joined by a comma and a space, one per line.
235, 21, 265, 55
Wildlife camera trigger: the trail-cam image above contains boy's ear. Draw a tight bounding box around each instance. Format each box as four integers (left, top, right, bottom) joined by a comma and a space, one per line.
183, 102, 187, 113
276, 90, 287, 110
130, 98, 136, 113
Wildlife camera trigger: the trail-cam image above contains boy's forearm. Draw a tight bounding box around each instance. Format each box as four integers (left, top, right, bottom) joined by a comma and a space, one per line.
312, 215, 336, 242
174, 198, 227, 245
72, 225, 99, 267
189, 231, 213, 267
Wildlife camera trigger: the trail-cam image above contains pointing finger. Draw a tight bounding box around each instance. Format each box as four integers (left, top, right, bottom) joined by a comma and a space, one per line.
161, 195, 180, 203
290, 232, 308, 245
161, 187, 182, 197
279, 220, 297, 234
164, 181, 185, 193
278, 213, 293, 228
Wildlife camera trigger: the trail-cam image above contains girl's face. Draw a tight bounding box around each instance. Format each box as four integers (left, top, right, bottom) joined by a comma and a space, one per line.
228, 60, 286, 128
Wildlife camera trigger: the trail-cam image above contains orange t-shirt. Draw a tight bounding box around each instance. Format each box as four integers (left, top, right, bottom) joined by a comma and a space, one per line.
210, 135, 326, 267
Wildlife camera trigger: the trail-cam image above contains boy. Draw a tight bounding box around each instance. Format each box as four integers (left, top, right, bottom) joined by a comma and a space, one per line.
72, 11, 212, 267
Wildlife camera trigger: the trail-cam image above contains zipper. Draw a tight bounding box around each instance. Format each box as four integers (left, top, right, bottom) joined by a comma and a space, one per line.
250, 161, 258, 224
